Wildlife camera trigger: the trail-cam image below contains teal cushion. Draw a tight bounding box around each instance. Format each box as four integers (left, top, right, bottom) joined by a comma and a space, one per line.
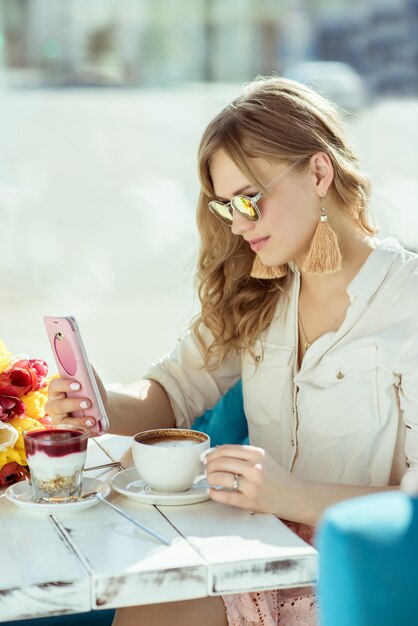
318, 491, 418, 626
192, 380, 248, 445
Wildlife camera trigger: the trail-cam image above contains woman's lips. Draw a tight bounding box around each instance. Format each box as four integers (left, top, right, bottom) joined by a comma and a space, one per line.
249, 236, 270, 252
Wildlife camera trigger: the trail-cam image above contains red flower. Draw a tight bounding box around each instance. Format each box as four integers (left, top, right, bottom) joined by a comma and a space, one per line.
0, 462, 29, 488
0, 359, 48, 397
0, 395, 25, 421
21, 359, 48, 390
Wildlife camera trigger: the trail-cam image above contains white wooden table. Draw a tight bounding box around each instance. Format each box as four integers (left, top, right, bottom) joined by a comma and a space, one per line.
0, 435, 317, 622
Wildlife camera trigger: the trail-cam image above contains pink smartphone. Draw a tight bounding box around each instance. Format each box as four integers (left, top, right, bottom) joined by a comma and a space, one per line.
44, 315, 109, 435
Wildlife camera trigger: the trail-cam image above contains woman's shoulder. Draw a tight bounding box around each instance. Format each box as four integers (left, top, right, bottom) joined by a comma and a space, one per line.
347, 237, 417, 319
378, 240, 418, 325
378, 236, 416, 258
391, 243, 418, 281
379, 237, 418, 281
392, 242, 417, 265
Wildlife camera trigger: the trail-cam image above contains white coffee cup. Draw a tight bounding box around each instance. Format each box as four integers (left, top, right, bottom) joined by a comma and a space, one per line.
132, 428, 210, 493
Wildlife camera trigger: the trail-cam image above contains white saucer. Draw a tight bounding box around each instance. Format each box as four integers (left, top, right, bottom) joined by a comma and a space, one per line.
111, 468, 210, 506
6, 477, 110, 514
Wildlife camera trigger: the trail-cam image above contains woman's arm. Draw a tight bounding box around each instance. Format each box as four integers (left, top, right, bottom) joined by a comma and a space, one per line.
46, 326, 240, 435
105, 379, 175, 436
204, 444, 397, 526
296, 479, 396, 526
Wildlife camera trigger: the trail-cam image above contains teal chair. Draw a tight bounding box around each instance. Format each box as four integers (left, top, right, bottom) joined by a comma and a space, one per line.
192, 380, 248, 445
9, 382, 247, 626
317, 490, 418, 626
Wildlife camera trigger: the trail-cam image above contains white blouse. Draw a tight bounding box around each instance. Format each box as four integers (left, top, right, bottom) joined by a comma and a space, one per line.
146, 238, 418, 488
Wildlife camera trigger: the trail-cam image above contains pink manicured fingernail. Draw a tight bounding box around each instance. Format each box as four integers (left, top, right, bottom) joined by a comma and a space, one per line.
70, 382, 81, 390
80, 400, 89, 409
85, 419, 94, 427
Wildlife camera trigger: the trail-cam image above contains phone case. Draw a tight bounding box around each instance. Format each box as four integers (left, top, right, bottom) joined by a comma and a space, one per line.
44, 316, 109, 435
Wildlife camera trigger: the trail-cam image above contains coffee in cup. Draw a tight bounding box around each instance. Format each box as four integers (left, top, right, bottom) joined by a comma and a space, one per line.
132, 428, 210, 492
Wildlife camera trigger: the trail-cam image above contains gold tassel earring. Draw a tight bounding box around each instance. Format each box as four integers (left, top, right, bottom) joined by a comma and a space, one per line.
250, 255, 287, 279
301, 195, 342, 274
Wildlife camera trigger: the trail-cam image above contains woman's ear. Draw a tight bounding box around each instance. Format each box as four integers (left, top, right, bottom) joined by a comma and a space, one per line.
309, 151, 334, 197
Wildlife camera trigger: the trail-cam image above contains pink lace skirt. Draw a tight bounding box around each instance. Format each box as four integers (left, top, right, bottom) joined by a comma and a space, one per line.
221, 521, 317, 626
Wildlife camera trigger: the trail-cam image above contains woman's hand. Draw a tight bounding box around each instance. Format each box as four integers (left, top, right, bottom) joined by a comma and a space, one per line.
45, 370, 107, 435
204, 444, 307, 519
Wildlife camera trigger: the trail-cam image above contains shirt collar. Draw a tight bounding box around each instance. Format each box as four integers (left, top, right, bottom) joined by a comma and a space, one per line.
347, 237, 402, 304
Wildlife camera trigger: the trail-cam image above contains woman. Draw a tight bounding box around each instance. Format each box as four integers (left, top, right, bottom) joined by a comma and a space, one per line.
46, 77, 418, 626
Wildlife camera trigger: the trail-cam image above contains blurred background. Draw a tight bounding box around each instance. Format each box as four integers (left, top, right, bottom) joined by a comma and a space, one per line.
0, 0, 417, 383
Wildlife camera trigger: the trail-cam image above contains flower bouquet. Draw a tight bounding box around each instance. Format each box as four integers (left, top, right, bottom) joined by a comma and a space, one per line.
0, 338, 51, 488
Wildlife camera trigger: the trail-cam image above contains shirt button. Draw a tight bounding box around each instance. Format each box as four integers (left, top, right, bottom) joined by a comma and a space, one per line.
336, 370, 345, 379
291, 439, 295, 446
255, 355, 261, 363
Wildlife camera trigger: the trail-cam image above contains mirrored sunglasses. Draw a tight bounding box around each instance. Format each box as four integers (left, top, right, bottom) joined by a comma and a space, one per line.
208, 193, 261, 224
208, 159, 304, 226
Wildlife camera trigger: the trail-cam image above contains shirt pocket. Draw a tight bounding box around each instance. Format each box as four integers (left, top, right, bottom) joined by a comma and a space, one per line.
307, 345, 380, 437
242, 341, 294, 426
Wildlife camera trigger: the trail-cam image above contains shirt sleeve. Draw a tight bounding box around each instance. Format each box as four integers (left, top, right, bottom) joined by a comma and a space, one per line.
144, 326, 241, 429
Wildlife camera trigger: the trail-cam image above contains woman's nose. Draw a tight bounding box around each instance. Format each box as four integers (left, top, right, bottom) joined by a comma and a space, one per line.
230, 208, 256, 236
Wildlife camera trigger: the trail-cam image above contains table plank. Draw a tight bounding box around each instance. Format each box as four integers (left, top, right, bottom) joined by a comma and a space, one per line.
53, 493, 208, 609
0, 493, 90, 621
159, 500, 318, 595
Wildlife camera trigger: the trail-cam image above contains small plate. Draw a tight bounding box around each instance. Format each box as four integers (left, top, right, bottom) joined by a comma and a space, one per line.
111, 468, 210, 506
6, 477, 110, 514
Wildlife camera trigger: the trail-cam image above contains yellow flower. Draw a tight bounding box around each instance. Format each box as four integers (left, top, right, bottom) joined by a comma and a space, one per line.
8, 416, 43, 465
21, 387, 49, 420
0, 338, 12, 374
0, 338, 10, 357
0, 446, 26, 468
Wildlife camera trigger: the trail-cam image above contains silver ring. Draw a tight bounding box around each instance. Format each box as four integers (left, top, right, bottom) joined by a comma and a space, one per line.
232, 473, 240, 492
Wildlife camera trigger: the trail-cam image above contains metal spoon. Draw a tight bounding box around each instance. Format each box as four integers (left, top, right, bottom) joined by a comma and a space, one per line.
83, 461, 124, 472
82, 491, 171, 546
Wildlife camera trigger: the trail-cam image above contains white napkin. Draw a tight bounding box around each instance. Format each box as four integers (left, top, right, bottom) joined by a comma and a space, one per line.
0, 422, 18, 451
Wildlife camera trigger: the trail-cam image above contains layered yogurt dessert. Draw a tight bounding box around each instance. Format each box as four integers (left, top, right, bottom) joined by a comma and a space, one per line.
23, 426, 89, 502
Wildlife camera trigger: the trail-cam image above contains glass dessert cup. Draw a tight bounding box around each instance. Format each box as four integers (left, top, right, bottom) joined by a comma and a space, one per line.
23, 424, 89, 503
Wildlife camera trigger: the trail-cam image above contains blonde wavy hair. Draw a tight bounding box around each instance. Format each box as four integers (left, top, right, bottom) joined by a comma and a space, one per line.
192, 76, 376, 369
